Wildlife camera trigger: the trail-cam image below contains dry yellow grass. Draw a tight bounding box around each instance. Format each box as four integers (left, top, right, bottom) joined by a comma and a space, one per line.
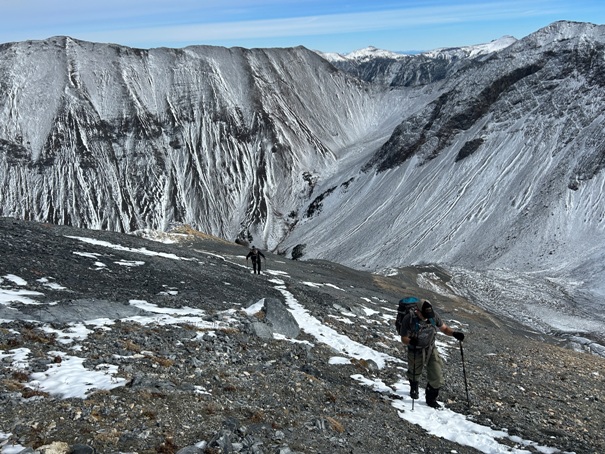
326, 416, 345, 433
122, 339, 141, 353
171, 224, 234, 245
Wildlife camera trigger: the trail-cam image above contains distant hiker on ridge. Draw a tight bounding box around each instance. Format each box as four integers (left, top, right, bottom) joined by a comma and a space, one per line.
399, 299, 465, 409
246, 246, 266, 275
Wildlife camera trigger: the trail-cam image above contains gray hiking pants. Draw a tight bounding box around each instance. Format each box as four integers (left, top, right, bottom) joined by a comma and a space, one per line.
406, 345, 445, 389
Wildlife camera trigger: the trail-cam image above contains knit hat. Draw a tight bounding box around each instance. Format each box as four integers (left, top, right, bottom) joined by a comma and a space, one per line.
417, 300, 435, 319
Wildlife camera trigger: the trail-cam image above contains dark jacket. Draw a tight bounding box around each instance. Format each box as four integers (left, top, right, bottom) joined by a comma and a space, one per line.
246, 248, 265, 262
400, 311, 443, 350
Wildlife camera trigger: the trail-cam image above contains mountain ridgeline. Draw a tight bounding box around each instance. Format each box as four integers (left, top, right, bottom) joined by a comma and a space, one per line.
0, 38, 395, 243
1, 21, 605, 312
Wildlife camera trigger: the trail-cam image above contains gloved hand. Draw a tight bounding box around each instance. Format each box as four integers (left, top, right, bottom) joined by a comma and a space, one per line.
453, 331, 465, 342
408, 337, 419, 347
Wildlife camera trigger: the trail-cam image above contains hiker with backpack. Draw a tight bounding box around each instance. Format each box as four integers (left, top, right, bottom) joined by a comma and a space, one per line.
396, 298, 465, 409
246, 245, 266, 274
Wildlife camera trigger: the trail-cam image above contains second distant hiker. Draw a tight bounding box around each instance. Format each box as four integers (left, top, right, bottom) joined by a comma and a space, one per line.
246, 246, 266, 274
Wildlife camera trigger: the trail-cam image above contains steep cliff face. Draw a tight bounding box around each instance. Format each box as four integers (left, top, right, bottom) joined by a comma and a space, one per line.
0, 37, 404, 247
1, 22, 605, 311
279, 21, 605, 307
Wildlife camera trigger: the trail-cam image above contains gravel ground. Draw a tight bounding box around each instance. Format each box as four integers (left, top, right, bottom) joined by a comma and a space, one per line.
0, 217, 603, 454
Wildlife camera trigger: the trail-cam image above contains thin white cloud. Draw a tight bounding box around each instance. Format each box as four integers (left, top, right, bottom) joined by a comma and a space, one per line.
0, 0, 312, 23
75, 1, 563, 45
0, 0, 566, 45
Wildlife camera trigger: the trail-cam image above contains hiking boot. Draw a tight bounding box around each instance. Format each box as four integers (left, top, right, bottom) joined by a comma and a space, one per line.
409, 381, 419, 399
426, 399, 442, 409
426, 384, 441, 409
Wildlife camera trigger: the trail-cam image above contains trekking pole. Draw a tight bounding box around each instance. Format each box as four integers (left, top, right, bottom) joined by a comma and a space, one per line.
411, 349, 417, 411
459, 341, 471, 408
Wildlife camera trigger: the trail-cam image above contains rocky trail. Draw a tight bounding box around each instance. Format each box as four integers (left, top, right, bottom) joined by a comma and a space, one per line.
0, 218, 603, 453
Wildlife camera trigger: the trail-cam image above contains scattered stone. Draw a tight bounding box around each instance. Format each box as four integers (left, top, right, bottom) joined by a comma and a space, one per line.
0, 218, 603, 454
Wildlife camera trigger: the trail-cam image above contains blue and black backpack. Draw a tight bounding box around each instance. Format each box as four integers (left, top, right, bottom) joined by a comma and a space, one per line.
395, 296, 420, 336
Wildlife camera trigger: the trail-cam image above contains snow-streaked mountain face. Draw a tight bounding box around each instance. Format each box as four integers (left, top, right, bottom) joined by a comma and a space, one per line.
317, 36, 518, 87
288, 25, 605, 269
0, 37, 406, 247
1, 21, 605, 338
280, 21, 605, 326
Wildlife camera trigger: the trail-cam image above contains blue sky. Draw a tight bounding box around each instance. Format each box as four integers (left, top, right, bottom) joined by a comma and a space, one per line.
1, 0, 604, 53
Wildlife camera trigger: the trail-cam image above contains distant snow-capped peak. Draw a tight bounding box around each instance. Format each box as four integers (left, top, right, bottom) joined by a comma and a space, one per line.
422, 35, 517, 58
317, 36, 516, 64
344, 46, 410, 61
316, 46, 410, 63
